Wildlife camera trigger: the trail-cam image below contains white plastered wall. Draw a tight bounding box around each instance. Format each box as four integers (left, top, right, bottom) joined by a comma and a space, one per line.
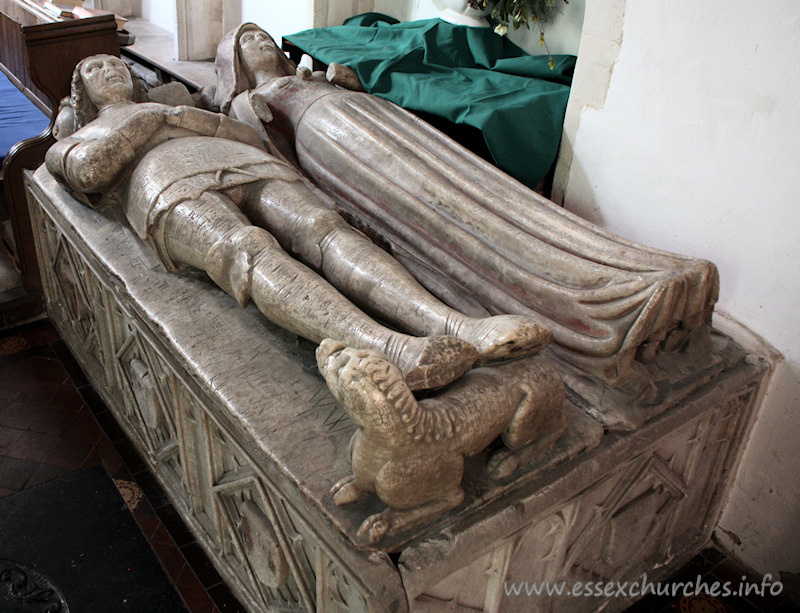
411, 0, 586, 56
238, 0, 396, 46
140, 0, 174, 33
554, 0, 800, 576
239, 0, 313, 44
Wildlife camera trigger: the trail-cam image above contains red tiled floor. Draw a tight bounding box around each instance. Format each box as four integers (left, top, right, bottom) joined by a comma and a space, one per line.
180, 542, 224, 589
43, 437, 96, 470
5, 429, 60, 462
178, 582, 218, 613
0, 456, 39, 490
177, 564, 205, 591
30, 406, 80, 436
177, 566, 220, 613
81, 444, 102, 469
0, 425, 24, 453
0, 380, 17, 403
95, 441, 124, 475
152, 521, 177, 546
135, 513, 162, 541
62, 410, 105, 443
16, 324, 60, 348
206, 582, 243, 612
46, 384, 87, 413
0, 400, 35, 429
1, 401, 77, 436
25, 461, 71, 488
0, 355, 69, 386
14, 378, 72, 407
151, 539, 188, 584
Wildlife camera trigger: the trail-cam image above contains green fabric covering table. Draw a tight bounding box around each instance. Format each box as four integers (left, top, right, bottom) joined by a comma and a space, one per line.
285, 13, 575, 189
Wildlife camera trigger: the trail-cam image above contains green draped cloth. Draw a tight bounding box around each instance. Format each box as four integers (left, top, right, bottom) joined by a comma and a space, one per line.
285, 13, 575, 189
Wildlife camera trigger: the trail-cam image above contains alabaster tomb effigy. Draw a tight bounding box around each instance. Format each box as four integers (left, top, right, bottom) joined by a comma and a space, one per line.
22, 40, 767, 612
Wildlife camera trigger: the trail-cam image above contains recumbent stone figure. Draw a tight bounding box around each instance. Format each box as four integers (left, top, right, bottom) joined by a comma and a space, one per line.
46, 54, 551, 392
45, 55, 567, 538
214, 23, 720, 398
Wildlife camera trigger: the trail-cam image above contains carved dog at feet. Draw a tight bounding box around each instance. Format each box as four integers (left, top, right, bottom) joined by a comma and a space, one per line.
317, 339, 566, 543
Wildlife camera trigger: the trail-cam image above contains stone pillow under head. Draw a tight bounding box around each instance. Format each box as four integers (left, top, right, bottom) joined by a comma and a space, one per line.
146, 81, 195, 107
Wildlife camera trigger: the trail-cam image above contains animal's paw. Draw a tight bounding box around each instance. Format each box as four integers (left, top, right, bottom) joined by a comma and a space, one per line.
487, 448, 520, 480
401, 335, 477, 391
330, 475, 362, 506
357, 513, 392, 544
316, 339, 349, 377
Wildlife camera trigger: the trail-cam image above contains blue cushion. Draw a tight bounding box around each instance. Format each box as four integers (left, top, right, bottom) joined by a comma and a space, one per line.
0, 70, 51, 165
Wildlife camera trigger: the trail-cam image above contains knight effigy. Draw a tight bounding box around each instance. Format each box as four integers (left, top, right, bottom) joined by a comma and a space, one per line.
46, 53, 567, 538
20, 23, 766, 611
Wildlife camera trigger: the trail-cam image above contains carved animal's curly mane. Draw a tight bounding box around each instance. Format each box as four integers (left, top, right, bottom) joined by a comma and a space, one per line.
361, 355, 469, 443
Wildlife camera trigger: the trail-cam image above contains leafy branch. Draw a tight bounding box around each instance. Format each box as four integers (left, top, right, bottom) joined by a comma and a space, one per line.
468, 0, 568, 68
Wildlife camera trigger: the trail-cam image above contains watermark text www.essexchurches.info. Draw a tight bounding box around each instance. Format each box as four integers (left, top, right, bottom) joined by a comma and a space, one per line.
504, 573, 783, 599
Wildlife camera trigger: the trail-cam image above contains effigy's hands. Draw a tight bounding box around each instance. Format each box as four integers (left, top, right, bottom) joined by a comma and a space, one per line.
162, 105, 214, 132
248, 91, 274, 124
214, 114, 264, 150
326, 63, 365, 92
162, 105, 184, 127
122, 104, 170, 131
163, 105, 264, 150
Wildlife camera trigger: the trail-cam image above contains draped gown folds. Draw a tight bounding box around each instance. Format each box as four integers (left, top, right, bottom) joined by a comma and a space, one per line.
235, 75, 719, 386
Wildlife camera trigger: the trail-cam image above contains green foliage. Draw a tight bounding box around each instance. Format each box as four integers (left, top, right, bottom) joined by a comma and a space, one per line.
468, 0, 567, 29
468, 0, 567, 68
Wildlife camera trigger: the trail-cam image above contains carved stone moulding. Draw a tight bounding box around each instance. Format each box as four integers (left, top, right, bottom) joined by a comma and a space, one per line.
0, 559, 69, 613
400, 385, 763, 612
26, 167, 767, 613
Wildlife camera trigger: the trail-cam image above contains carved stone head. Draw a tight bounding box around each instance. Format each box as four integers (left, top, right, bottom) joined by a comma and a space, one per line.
69, 54, 135, 130
214, 23, 296, 113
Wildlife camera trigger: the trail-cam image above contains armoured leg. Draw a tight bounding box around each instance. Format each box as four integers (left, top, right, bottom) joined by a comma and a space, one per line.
246, 180, 551, 361
159, 191, 475, 390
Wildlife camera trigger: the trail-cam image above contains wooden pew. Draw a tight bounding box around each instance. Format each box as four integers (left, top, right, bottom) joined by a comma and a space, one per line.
0, 4, 118, 291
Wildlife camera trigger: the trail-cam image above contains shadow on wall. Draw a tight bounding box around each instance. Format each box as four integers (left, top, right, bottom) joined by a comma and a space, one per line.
715, 353, 800, 577
554, 151, 608, 227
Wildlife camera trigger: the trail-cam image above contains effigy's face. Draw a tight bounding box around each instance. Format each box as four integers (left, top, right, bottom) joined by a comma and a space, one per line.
237, 28, 287, 75
80, 54, 133, 108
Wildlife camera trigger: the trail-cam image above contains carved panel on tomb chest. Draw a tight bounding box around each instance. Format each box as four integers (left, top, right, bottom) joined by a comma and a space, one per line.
202, 422, 378, 612
206, 425, 311, 610
112, 322, 185, 489
35, 219, 109, 386
411, 387, 758, 613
